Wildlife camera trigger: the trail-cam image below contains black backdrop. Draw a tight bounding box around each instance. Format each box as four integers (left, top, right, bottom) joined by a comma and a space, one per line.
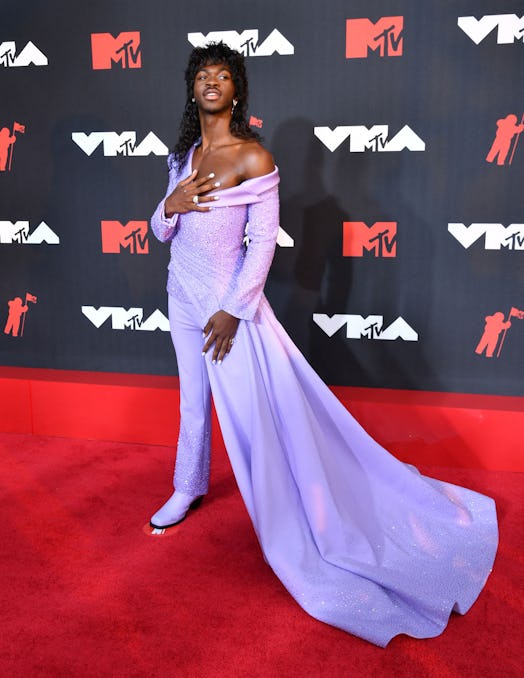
1, 0, 523, 395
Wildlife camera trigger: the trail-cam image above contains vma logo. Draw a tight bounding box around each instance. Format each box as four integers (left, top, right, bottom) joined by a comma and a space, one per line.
313, 314, 418, 341
0, 221, 59, 245
3, 293, 37, 337
346, 17, 403, 58
475, 307, 523, 358
72, 131, 168, 157
91, 32, 141, 69
343, 221, 397, 257
458, 14, 524, 45
82, 307, 169, 331
187, 29, 294, 56
314, 125, 425, 153
101, 220, 149, 254
448, 223, 524, 250
0, 41, 48, 67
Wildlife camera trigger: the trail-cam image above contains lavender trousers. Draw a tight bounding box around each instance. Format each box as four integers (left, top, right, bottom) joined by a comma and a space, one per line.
168, 294, 212, 496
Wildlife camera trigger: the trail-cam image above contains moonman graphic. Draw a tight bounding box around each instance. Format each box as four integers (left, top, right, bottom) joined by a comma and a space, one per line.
4, 297, 28, 337
486, 114, 524, 166
0, 127, 16, 171
475, 311, 511, 357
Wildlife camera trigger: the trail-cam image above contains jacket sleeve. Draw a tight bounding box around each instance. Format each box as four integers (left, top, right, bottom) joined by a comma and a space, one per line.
150, 154, 181, 243
221, 183, 280, 321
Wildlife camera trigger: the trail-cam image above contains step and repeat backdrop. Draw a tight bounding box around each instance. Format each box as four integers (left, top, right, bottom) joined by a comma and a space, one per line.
1, 0, 523, 395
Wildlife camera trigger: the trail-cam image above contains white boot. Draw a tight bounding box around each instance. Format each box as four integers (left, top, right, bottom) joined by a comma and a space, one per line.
150, 491, 203, 529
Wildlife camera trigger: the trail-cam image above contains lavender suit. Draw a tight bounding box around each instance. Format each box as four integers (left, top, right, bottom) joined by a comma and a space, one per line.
150, 146, 498, 647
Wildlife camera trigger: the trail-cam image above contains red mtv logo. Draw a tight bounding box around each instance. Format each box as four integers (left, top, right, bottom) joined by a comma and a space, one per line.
343, 222, 397, 257
91, 32, 141, 70
101, 221, 149, 254
346, 17, 403, 58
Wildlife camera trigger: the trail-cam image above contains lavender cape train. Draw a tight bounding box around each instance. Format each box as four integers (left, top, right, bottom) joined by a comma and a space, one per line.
151, 147, 498, 647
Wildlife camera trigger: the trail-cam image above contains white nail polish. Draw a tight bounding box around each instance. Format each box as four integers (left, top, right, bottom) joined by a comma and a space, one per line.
214, 181, 221, 187
208, 172, 215, 178
201, 352, 205, 357
212, 359, 216, 365
218, 360, 222, 365
214, 196, 220, 200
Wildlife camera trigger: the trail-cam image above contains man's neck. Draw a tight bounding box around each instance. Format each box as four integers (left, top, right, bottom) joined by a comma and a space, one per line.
199, 112, 234, 152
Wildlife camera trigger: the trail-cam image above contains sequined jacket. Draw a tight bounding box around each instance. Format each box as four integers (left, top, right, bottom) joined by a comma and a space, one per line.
150, 146, 280, 327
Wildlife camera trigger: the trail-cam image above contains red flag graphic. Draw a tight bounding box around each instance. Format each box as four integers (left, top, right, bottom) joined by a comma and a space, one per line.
13, 122, 25, 134
26, 292, 37, 303
510, 307, 524, 319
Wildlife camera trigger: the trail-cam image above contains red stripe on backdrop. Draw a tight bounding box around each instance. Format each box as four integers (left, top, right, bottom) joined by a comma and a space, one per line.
0, 367, 522, 471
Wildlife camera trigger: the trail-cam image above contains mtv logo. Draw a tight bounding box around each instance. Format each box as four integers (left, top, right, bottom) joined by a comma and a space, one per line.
458, 14, 524, 45
314, 125, 425, 152
187, 29, 294, 56
313, 314, 418, 341
448, 223, 524, 250
101, 221, 149, 254
0, 41, 48, 67
346, 17, 403, 58
343, 222, 397, 257
91, 32, 141, 69
0, 221, 59, 244
72, 131, 168, 157
81, 306, 170, 331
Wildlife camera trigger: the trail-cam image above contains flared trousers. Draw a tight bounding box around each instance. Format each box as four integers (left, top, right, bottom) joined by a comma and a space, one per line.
168, 294, 212, 497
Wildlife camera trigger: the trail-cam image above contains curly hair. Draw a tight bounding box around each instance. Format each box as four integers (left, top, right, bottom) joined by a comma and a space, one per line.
172, 42, 262, 165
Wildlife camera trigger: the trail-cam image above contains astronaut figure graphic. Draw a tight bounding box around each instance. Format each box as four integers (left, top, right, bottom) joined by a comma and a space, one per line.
475, 312, 511, 358
0, 127, 16, 171
4, 297, 28, 337
486, 114, 524, 166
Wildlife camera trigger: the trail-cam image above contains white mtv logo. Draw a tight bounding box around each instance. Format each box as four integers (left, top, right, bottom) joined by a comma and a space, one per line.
313, 314, 418, 341
187, 29, 294, 56
458, 14, 524, 44
72, 132, 168, 156
0, 41, 48, 67
314, 125, 425, 152
0, 221, 59, 244
82, 307, 170, 331
448, 223, 524, 250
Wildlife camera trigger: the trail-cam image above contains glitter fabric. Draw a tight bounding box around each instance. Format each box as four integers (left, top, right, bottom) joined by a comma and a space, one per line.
151, 146, 498, 647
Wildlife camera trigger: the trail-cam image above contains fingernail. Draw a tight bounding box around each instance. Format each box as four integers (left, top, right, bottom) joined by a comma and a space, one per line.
212, 359, 216, 365
214, 196, 220, 200
208, 172, 215, 178
201, 352, 205, 357
202, 332, 205, 338
214, 181, 221, 187
218, 360, 222, 365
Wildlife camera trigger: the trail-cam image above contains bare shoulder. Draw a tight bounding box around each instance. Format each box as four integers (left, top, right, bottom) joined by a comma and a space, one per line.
238, 141, 275, 179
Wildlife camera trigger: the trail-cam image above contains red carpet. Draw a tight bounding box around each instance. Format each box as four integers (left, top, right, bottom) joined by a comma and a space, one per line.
0, 431, 521, 677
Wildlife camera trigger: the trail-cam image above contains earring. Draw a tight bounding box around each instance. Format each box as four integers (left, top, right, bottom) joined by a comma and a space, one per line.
232, 99, 238, 113
191, 97, 195, 103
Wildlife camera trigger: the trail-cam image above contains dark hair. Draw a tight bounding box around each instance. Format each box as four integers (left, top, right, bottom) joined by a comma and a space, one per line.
172, 42, 261, 165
